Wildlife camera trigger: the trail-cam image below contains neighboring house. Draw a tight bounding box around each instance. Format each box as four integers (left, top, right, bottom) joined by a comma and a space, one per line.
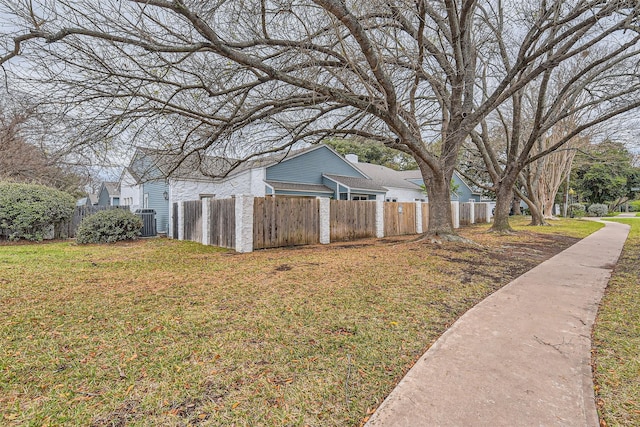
76, 193, 98, 206
346, 154, 482, 202
346, 155, 427, 202
397, 170, 483, 202
96, 182, 120, 206
120, 144, 387, 235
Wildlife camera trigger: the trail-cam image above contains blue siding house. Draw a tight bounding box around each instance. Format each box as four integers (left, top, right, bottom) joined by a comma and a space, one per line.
119, 145, 389, 236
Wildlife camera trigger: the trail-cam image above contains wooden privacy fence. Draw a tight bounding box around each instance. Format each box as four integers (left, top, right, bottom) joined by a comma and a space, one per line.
460, 202, 473, 226
474, 204, 488, 223
330, 200, 376, 241
174, 197, 491, 253
254, 197, 319, 249
58, 205, 128, 238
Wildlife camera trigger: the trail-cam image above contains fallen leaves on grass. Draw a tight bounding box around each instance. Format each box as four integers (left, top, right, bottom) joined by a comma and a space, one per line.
0, 219, 600, 426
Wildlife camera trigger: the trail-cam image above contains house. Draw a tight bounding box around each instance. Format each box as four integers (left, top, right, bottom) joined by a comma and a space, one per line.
397, 170, 484, 202
96, 182, 120, 206
120, 145, 387, 235
345, 154, 482, 202
76, 193, 98, 206
346, 155, 427, 202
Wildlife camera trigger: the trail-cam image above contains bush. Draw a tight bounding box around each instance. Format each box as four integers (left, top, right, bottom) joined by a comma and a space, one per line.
588, 204, 609, 217
0, 181, 76, 241
629, 200, 640, 212
569, 203, 586, 218
76, 209, 143, 244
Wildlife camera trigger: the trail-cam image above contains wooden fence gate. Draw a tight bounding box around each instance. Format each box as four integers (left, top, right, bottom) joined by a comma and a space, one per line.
330, 200, 376, 241
209, 198, 236, 249
253, 197, 319, 249
384, 202, 416, 236
183, 200, 203, 243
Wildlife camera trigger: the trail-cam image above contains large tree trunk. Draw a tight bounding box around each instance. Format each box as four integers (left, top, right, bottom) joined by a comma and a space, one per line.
529, 203, 546, 225
491, 184, 515, 232
490, 170, 519, 233
419, 162, 455, 237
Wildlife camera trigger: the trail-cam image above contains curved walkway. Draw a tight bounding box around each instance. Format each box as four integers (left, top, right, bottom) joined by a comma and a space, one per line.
366, 220, 630, 427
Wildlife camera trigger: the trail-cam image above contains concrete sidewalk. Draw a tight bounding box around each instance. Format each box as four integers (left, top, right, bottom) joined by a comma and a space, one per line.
366, 221, 630, 427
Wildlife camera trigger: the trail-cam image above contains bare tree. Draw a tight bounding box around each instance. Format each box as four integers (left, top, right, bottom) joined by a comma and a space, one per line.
2, 1, 639, 236
473, 23, 640, 232
0, 102, 88, 196
518, 116, 590, 224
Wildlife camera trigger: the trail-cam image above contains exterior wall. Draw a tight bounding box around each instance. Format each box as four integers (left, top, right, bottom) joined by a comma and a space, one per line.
384, 186, 427, 202
142, 180, 170, 234
119, 171, 141, 212
249, 168, 267, 196
452, 174, 481, 202
266, 146, 366, 184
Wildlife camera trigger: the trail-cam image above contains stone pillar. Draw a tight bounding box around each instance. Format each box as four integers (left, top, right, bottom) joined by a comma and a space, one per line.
202, 199, 210, 246
235, 195, 254, 253
415, 201, 423, 234
319, 197, 330, 244
486, 203, 492, 223
451, 201, 460, 229
376, 200, 385, 238
469, 202, 475, 225
178, 201, 185, 240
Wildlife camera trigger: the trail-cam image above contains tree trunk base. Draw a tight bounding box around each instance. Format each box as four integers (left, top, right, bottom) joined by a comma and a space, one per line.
414, 232, 477, 245
486, 226, 516, 235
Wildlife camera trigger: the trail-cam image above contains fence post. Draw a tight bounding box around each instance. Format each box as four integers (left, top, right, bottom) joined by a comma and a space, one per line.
415, 201, 423, 234
178, 201, 185, 240
451, 201, 460, 229
235, 195, 254, 253
469, 202, 475, 224
375, 200, 384, 238
319, 197, 330, 244
202, 199, 210, 245
486, 203, 492, 223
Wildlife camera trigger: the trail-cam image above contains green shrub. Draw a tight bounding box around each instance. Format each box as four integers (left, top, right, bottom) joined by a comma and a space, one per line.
76, 209, 143, 244
629, 200, 640, 212
0, 181, 75, 241
569, 203, 586, 218
588, 203, 609, 217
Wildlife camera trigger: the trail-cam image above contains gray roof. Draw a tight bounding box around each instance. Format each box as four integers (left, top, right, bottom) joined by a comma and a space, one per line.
132, 148, 239, 181
130, 145, 328, 182
265, 181, 334, 194
353, 163, 424, 190
103, 182, 120, 197
323, 174, 388, 192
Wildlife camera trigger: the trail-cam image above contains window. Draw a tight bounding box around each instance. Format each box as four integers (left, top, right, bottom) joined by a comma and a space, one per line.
199, 194, 215, 200
386, 197, 398, 202
352, 195, 368, 201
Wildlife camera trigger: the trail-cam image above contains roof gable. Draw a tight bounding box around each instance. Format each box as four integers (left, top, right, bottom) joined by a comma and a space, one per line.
265, 145, 367, 185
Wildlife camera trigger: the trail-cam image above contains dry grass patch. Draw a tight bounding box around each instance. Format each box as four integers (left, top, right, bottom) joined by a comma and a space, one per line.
0, 218, 600, 426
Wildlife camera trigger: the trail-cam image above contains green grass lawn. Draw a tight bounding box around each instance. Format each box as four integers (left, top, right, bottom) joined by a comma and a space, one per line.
593, 218, 640, 426
0, 219, 602, 426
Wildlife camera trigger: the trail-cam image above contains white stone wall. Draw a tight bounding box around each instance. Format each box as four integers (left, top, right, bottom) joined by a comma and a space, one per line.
249, 168, 267, 197
169, 179, 220, 203
235, 195, 254, 253
384, 186, 427, 202
318, 198, 330, 244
